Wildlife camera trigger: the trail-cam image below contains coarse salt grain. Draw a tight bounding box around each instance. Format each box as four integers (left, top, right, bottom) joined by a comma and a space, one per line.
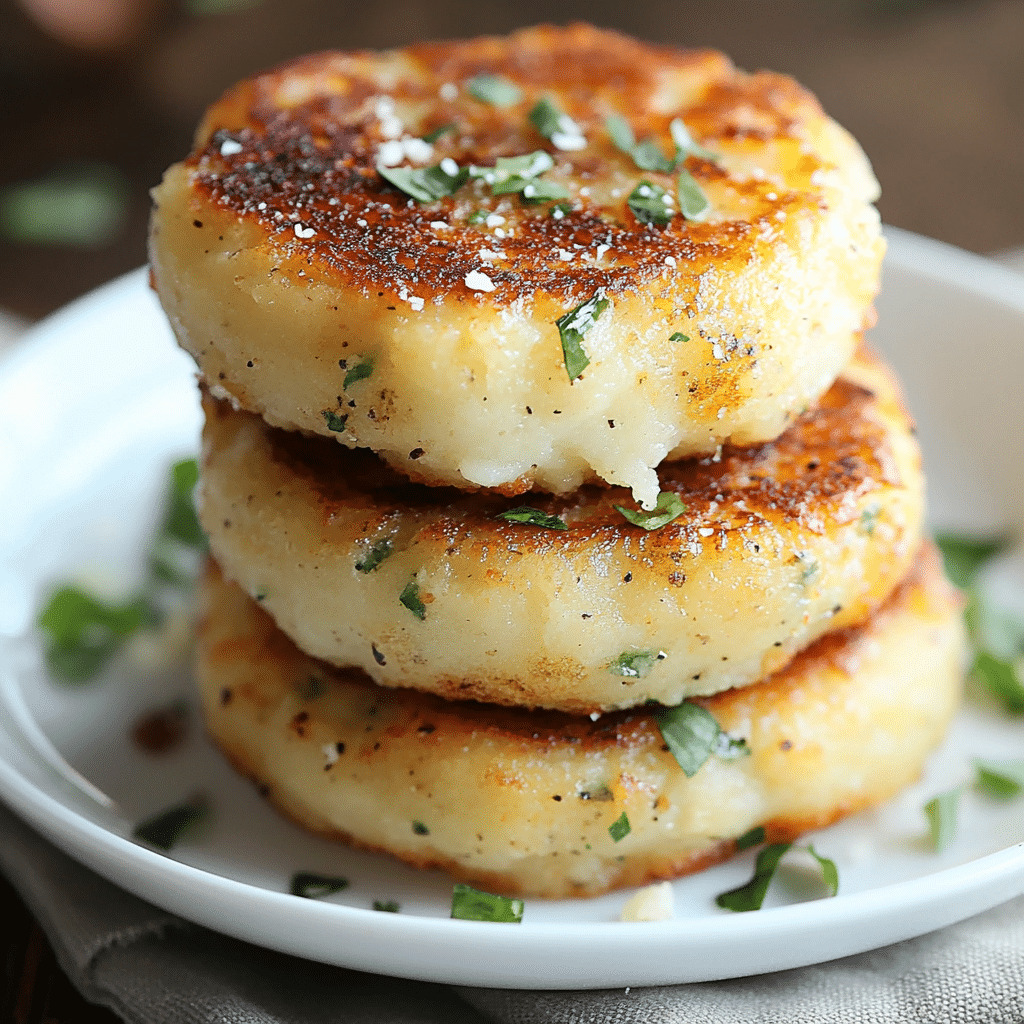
377, 140, 405, 167
294, 224, 316, 239
219, 138, 243, 156
403, 137, 434, 164
440, 157, 460, 176
485, 214, 505, 228
552, 131, 587, 151
439, 82, 457, 101
322, 743, 340, 767
465, 270, 496, 292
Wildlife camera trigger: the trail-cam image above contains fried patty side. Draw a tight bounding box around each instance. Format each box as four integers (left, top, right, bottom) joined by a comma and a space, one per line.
196, 544, 963, 899
150, 23, 883, 507
199, 344, 924, 713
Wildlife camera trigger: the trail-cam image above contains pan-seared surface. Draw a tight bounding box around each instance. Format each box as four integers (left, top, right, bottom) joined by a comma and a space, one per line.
151, 23, 883, 508
196, 546, 963, 899
199, 345, 924, 712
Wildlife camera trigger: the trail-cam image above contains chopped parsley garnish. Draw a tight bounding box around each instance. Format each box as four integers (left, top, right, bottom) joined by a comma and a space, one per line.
605, 113, 635, 152
608, 650, 665, 679
450, 883, 524, 923
38, 457, 204, 683
467, 73, 523, 107
412, 820, 430, 835
134, 795, 209, 851
519, 178, 570, 203
422, 122, 455, 144
714, 731, 751, 759
343, 359, 373, 388
807, 845, 840, 897
400, 581, 427, 620
38, 589, 158, 683
378, 162, 468, 203
529, 97, 568, 140
735, 826, 766, 851
627, 180, 673, 226
669, 118, 719, 163
289, 872, 349, 899
609, 812, 631, 843
470, 152, 568, 202
654, 701, 726, 778
555, 292, 608, 381
716, 841, 838, 912
468, 209, 488, 224
373, 900, 401, 913
676, 168, 710, 221
859, 505, 880, 536
669, 332, 689, 342
498, 506, 567, 530
321, 409, 348, 433
355, 537, 394, 573
974, 758, 1024, 798
936, 534, 1007, 590
605, 115, 674, 172
550, 202, 573, 218
631, 141, 675, 174
972, 651, 1024, 714
924, 788, 961, 852
716, 842, 792, 912
614, 491, 687, 531
161, 458, 206, 549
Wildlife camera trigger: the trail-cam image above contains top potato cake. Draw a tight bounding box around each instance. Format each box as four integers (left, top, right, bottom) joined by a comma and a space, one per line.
150, 23, 884, 508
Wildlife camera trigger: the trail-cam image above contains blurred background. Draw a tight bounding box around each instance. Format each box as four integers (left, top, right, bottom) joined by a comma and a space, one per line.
1, 0, 1022, 323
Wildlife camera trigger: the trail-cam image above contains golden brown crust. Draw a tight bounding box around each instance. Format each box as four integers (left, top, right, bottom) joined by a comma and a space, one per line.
196, 545, 964, 898
186, 26, 824, 307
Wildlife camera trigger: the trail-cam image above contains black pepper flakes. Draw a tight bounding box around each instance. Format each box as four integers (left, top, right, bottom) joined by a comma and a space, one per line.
372, 644, 386, 666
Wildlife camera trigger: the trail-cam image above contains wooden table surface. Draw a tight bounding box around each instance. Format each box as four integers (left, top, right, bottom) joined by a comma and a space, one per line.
1, 1, 1022, 1019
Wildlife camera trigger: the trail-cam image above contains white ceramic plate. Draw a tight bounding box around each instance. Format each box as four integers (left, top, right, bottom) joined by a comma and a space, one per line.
1, 227, 1023, 990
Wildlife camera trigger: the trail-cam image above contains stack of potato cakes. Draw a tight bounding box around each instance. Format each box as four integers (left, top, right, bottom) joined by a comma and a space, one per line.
149, 25, 965, 899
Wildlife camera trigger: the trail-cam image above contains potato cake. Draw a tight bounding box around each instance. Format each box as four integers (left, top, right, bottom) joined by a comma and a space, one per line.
196, 545, 963, 899
150, 23, 883, 509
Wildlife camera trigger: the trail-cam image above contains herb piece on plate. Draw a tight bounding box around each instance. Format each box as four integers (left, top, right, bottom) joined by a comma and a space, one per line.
133, 794, 210, 851
715, 840, 838, 912
924, 788, 961, 852
38, 587, 158, 682
450, 883, 524, 923
974, 758, 1024, 798
289, 872, 349, 899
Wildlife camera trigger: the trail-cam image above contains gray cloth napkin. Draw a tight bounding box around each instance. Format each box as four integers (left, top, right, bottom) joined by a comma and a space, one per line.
3, 801, 1024, 1024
